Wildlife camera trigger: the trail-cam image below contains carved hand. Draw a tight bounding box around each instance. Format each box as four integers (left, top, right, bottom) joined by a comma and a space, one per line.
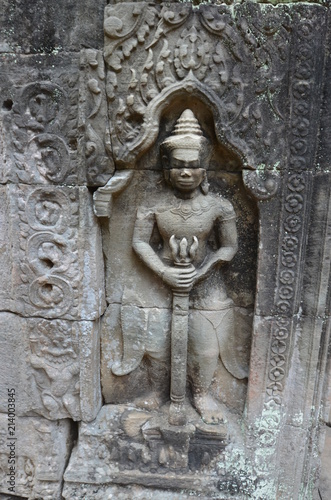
193, 259, 224, 286
162, 264, 197, 291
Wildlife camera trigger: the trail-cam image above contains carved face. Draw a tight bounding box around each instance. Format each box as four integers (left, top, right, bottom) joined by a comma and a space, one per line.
168, 148, 205, 192
30, 320, 78, 364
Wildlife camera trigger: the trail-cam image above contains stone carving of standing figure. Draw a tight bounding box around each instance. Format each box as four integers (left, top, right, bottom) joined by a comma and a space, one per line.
114, 109, 239, 425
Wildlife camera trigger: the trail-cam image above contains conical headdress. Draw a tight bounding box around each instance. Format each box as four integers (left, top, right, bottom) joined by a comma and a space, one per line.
161, 109, 209, 167
172, 109, 203, 137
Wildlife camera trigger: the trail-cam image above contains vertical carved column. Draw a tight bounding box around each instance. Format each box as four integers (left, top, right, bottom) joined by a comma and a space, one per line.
246, 5, 328, 499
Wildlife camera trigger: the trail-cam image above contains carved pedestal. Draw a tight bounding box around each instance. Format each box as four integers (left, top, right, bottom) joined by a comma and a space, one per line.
64, 403, 232, 497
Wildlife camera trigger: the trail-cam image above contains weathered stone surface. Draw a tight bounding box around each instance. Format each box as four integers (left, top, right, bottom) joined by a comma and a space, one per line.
63, 483, 206, 500
0, 0, 331, 498
103, 1, 292, 171
64, 403, 240, 494
0, 0, 107, 54
0, 51, 114, 187
79, 49, 115, 186
0, 413, 72, 499
0, 312, 101, 422
0, 185, 105, 320
0, 53, 81, 185
319, 426, 331, 499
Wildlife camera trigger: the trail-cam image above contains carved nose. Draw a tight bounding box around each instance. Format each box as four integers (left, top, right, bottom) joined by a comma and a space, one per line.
181, 169, 191, 177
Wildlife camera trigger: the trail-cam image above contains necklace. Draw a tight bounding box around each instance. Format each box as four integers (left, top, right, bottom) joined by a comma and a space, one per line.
170, 199, 212, 221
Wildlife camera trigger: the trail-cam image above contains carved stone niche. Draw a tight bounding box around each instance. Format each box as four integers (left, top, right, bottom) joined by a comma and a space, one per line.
64, 1, 331, 499
65, 98, 259, 494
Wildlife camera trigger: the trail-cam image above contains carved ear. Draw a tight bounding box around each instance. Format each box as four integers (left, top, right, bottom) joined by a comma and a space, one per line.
162, 155, 170, 169
201, 173, 209, 195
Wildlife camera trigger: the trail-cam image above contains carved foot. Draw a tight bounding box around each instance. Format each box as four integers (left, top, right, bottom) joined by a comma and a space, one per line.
63, 395, 81, 420
169, 401, 187, 426
42, 394, 60, 418
133, 393, 167, 411
193, 392, 224, 425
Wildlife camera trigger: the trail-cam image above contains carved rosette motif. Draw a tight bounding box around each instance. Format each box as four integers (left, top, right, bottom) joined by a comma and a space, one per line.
16, 186, 80, 319
267, 12, 318, 407
251, 7, 326, 488
103, 3, 291, 170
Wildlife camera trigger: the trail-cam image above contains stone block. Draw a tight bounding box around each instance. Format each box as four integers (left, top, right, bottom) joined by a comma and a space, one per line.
63, 483, 198, 500
318, 426, 331, 500
0, 0, 106, 55
0, 413, 72, 500
0, 312, 101, 422
64, 404, 230, 496
0, 185, 105, 320
302, 172, 331, 317
0, 53, 83, 185
0, 51, 114, 187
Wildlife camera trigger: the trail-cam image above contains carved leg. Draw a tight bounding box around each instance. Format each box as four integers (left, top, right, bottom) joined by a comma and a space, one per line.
133, 308, 171, 410
188, 310, 223, 424
145, 358, 170, 410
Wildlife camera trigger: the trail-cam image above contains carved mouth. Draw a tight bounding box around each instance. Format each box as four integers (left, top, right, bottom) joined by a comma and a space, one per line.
44, 347, 76, 357
43, 352, 77, 364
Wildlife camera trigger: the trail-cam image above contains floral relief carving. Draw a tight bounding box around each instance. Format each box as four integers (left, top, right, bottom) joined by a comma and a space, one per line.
16, 187, 80, 319
79, 49, 114, 186
174, 26, 210, 80
5, 81, 80, 185
250, 10, 326, 490
103, 2, 291, 170
266, 12, 319, 407
242, 170, 279, 201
